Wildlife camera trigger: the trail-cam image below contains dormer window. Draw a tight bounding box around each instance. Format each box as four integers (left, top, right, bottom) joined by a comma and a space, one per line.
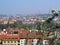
14, 32, 18, 34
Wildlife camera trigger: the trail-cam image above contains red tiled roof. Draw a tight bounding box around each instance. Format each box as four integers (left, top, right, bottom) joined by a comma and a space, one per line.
28, 31, 35, 38
0, 28, 44, 39
35, 32, 42, 38
19, 29, 27, 38
0, 34, 20, 40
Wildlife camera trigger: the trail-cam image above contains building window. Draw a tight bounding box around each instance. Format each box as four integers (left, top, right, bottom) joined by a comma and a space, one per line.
14, 32, 18, 34
18, 44, 20, 45
8, 41, 9, 43
4, 41, 6, 43
14, 41, 16, 43
11, 41, 13, 43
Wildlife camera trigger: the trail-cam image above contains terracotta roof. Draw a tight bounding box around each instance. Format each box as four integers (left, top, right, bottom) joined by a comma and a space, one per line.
28, 31, 35, 38
0, 28, 44, 39
19, 29, 27, 38
35, 32, 42, 38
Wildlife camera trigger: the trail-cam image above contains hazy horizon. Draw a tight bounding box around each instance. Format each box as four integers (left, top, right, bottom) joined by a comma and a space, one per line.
0, 0, 60, 15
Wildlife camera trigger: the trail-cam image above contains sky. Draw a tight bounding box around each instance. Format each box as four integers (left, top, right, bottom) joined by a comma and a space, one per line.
0, 0, 60, 15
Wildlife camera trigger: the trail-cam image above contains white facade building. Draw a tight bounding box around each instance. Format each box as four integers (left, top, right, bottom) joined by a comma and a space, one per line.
32, 39, 39, 45
20, 39, 26, 45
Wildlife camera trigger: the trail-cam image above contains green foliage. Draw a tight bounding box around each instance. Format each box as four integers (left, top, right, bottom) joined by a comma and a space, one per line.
35, 22, 41, 30
0, 24, 8, 29
35, 10, 59, 32
44, 10, 59, 31
51, 10, 56, 13
16, 24, 23, 28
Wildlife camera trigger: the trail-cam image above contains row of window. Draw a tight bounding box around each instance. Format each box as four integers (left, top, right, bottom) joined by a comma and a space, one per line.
3, 41, 17, 43
3, 41, 25, 43
1, 44, 16, 45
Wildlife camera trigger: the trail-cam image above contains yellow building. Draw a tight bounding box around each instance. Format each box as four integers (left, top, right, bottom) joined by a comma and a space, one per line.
2, 39, 18, 45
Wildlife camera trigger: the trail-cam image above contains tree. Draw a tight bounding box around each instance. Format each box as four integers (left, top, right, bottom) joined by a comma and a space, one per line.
16, 24, 23, 28
43, 10, 58, 31
35, 22, 41, 30
44, 10, 59, 45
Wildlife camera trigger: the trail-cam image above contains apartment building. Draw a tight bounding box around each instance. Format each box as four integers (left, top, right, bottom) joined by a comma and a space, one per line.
2, 39, 18, 45
0, 28, 50, 45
